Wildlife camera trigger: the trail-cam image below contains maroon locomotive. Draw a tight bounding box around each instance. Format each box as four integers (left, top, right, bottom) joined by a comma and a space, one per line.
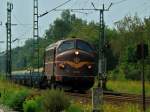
44, 38, 96, 90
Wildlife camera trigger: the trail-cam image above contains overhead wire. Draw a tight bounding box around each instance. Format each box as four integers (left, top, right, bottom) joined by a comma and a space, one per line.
39, 0, 72, 17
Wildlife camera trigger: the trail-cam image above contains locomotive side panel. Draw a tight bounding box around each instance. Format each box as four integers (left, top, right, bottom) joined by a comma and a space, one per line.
45, 49, 55, 80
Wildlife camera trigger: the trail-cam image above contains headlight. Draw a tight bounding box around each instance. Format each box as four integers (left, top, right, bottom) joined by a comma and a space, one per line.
59, 64, 65, 69
88, 65, 92, 69
75, 51, 79, 55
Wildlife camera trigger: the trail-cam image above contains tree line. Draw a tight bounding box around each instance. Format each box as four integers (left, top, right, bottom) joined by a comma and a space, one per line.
0, 10, 149, 80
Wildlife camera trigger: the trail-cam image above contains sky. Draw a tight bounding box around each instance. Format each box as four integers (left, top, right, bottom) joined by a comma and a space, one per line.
0, 0, 150, 51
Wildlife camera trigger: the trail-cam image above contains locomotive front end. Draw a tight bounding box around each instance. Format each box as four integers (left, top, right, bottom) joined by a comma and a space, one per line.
55, 39, 96, 90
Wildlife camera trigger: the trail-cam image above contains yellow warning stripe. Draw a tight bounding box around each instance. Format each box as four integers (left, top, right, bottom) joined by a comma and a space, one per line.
45, 61, 94, 69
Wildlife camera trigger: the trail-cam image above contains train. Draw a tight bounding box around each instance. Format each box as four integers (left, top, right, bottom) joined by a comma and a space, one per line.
11, 38, 96, 90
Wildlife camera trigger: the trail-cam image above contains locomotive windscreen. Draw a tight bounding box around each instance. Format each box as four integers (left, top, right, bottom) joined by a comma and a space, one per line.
76, 40, 94, 52
57, 40, 75, 53
57, 39, 94, 54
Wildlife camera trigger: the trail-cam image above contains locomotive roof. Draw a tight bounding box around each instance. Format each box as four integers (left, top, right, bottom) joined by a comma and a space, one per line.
45, 38, 89, 51
45, 40, 63, 51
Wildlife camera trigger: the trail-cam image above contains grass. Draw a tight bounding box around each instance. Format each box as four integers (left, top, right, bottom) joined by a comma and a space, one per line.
107, 80, 150, 96
104, 103, 141, 112
66, 101, 150, 112
0, 75, 34, 111
1, 75, 150, 112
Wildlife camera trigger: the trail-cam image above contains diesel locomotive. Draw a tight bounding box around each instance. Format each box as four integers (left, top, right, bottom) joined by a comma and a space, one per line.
11, 38, 96, 90
45, 38, 96, 90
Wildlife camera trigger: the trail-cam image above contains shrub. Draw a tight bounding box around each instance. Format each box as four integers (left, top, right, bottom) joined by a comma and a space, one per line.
124, 64, 141, 80
145, 65, 150, 81
125, 69, 141, 80
110, 67, 126, 81
1, 89, 29, 111
0, 75, 6, 80
43, 89, 70, 112
65, 103, 84, 112
109, 69, 119, 80
23, 100, 38, 112
23, 96, 43, 112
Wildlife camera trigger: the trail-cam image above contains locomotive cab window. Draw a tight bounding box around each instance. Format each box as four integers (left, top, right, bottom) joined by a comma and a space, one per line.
45, 49, 55, 61
77, 40, 93, 52
57, 40, 75, 53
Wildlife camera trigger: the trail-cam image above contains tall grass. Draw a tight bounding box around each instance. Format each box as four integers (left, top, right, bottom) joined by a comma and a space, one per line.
0, 75, 31, 111
107, 80, 150, 96
66, 101, 150, 112
103, 103, 141, 112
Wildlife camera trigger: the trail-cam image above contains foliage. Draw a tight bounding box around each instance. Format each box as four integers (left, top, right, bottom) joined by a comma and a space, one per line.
65, 101, 145, 112
107, 80, 150, 96
43, 89, 70, 112
0, 87, 29, 111
23, 100, 39, 112
0, 78, 31, 111
7, 90, 29, 110
65, 104, 82, 112
0, 77, 71, 112
23, 96, 43, 112
104, 103, 141, 112
0, 10, 150, 81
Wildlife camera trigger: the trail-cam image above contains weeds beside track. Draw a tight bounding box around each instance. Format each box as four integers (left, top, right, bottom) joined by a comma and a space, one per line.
65, 90, 150, 106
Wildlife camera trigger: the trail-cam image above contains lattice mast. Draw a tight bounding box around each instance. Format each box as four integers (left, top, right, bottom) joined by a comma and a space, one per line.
6, 2, 13, 78
33, 0, 39, 73
98, 4, 106, 87
98, 4, 112, 88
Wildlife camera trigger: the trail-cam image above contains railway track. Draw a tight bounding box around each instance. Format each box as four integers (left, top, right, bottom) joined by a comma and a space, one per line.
65, 91, 150, 105
104, 91, 150, 104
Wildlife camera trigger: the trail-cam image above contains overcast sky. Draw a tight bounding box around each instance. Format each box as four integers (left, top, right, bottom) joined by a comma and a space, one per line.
0, 0, 150, 51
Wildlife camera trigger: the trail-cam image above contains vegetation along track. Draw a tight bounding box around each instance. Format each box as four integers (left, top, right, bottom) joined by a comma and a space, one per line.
65, 91, 150, 105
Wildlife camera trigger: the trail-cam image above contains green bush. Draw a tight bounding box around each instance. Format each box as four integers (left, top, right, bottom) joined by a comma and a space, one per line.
23, 100, 37, 112
145, 65, 150, 81
110, 66, 126, 81
1, 89, 29, 111
66, 104, 83, 112
43, 89, 70, 112
123, 64, 141, 80
109, 69, 119, 80
23, 96, 43, 112
125, 69, 141, 80
0, 75, 6, 80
